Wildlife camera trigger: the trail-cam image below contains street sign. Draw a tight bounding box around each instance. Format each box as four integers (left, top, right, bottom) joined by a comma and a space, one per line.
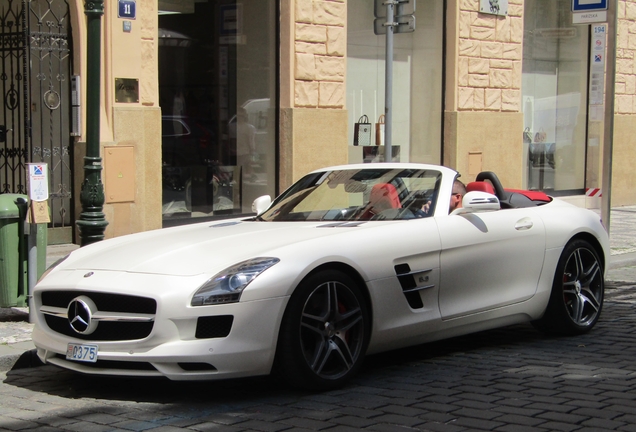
572, 0, 608, 12
573, 10, 607, 24
374, 0, 415, 19
374, 15, 416, 35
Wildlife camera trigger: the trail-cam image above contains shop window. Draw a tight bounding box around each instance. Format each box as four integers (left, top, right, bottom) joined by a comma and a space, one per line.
158, 0, 276, 223
346, 0, 444, 164
522, 0, 589, 194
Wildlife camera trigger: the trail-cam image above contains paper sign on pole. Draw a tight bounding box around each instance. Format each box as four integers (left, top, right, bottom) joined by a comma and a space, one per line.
27, 163, 48, 201
26, 163, 50, 223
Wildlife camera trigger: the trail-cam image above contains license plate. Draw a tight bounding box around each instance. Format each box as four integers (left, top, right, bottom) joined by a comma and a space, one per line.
66, 343, 98, 363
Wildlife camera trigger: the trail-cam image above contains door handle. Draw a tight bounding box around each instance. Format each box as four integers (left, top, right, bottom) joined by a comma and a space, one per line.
515, 218, 533, 231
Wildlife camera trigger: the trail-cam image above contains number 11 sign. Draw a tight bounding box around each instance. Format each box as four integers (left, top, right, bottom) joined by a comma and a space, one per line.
118, 0, 136, 19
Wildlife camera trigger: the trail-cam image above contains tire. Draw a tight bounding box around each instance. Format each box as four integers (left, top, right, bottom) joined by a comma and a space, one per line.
276, 270, 370, 390
533, 239, 604, 335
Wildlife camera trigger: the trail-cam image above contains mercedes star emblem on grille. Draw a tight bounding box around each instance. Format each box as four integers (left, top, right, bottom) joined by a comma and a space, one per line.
67, 296, 98, 335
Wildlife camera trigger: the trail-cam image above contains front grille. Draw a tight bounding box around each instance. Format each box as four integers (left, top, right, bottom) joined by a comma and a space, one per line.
195, 315, 233, 339
45, 315, 154, 341
42, 291, 156, 314
41, 290, 156, 341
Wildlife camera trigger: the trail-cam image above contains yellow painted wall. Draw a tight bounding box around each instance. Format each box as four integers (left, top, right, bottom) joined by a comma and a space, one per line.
444, 111, 524, 188
612, 115, 636, 206
72, 0, 162, 241
280, 108, 349, 191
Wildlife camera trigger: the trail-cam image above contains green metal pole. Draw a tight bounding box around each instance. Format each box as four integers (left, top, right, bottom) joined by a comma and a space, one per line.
77, 0, 108, 246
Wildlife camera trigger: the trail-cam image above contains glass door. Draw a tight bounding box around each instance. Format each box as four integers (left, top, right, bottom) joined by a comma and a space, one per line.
522, 0, 589, 194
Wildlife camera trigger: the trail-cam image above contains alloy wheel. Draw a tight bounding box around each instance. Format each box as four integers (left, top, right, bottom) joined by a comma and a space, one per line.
561, 246, 603, 327
299, 280, 365, 380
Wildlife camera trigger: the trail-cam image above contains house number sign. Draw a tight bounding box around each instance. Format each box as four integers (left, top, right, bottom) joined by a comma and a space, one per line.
118, 0, 136, 19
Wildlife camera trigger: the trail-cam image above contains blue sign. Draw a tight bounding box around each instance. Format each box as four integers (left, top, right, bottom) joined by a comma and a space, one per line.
118, 0, 136, 19
572, 0, 607, 12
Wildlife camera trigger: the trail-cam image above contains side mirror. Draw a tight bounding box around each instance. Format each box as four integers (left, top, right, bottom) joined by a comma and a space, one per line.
252, 195, 272, 215
451, 191, 500, 215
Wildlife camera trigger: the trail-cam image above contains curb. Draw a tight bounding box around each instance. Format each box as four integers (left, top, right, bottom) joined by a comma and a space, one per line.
609, 251, 636, 270
0, 343, 39, 372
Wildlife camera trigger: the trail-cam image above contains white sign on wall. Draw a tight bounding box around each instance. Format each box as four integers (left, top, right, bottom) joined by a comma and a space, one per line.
589, 24, 607, 121
480, 0, 508, 16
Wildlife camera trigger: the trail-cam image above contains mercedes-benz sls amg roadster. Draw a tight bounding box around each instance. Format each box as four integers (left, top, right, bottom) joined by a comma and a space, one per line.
32, 163, 609, 389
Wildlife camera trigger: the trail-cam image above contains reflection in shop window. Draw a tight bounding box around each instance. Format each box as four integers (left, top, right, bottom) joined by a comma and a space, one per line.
522, 0, 589, 194
346, 0, 443, 164
158, 0, 276, 222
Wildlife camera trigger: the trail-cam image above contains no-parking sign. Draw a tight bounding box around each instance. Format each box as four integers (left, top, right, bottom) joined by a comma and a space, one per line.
27, 163, 48, 201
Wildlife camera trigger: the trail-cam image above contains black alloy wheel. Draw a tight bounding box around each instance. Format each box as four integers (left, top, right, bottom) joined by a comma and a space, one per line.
276, 270, 369, 390
533, 239, 604, 335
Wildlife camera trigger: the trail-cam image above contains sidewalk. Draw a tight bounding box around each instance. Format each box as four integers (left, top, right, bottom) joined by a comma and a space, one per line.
2, 207, 636, 372
0, 243, 79, 371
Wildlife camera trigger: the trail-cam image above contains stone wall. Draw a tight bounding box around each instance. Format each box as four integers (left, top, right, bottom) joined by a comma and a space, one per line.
456, 0, 524, 112
616, 0, 636, 114
613, 0, 636, 206
294, 0, 346, 108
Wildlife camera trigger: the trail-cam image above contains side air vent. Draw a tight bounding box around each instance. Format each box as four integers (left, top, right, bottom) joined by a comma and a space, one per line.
394, 264, 424, 309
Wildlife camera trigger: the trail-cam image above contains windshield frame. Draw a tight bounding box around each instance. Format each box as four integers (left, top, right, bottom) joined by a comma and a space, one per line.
258, 168, 442, 222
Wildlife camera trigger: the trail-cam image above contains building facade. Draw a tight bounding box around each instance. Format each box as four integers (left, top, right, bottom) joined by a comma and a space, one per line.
0, 0, 633, 243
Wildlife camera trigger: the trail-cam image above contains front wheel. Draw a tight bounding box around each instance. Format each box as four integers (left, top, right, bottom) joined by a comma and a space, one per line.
533, 239, 604, 335
276, 270, 370, 390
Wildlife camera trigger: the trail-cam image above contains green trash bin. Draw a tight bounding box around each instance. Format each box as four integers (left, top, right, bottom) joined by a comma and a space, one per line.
0, 194, 28, 307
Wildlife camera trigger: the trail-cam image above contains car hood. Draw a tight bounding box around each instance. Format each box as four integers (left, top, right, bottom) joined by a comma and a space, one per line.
57, 219, 374, 277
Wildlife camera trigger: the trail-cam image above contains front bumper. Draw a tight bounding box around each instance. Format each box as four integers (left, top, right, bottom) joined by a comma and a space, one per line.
33, 295, 288, 381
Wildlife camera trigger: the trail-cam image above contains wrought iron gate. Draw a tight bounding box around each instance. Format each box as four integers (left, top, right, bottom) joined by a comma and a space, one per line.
0, 0, 73, 243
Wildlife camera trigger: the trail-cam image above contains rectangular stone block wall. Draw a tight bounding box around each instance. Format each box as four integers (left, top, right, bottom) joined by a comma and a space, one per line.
456, 0, 523, 112
294, 0, 346, 108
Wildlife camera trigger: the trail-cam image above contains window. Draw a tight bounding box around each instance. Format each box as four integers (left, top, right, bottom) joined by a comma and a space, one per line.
522, 0, 589, 193
158, 0, 276, 222
346, 0, 444, 163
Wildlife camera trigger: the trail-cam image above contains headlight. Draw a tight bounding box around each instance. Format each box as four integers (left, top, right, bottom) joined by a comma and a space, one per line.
191, 257, 280, 306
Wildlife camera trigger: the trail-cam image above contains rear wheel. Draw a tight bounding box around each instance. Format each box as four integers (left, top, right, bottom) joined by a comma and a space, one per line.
533, 239, 604, 335
276, 270, 369, 390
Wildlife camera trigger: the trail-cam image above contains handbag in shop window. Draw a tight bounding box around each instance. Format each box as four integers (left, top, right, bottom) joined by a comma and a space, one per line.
523, 127, 532, 144
353, 115, 371, 146
534, 128, 546, 143
375, 114, 385, 146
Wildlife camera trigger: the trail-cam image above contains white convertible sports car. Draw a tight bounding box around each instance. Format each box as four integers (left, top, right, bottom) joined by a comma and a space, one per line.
32, 163, 609, 389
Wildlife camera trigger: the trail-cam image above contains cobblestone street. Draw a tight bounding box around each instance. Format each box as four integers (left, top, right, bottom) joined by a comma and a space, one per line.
0, 282, 634, 432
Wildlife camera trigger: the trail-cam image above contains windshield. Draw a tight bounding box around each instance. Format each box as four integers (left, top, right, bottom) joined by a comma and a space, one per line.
259, 168, 442, 222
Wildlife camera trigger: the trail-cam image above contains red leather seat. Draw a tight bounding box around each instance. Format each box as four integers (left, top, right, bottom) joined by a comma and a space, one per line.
505, 188, 551, 202
466, 181, 496, 195
359, 183, 401, 219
